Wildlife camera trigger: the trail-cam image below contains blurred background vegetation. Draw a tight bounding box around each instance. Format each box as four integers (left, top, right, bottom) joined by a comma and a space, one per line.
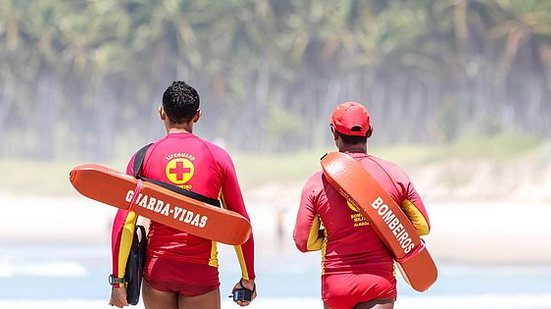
0, 0, 550, 162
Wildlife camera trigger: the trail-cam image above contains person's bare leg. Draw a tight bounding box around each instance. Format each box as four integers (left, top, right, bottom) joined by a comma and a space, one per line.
178, 288, 220, 309
354, 298, 394, 309
142, 280, 178, 309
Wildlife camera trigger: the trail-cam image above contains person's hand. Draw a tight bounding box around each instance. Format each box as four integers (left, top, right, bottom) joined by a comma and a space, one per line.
230, 278, 256, 306
109, 286, 129, 308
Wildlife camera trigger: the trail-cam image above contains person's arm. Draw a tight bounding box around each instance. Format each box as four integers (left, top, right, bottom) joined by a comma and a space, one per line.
293, 174, 324, 252
401, 181, 430, 236
109, 155, 139, 307
220, 163, 255, 280
220, 154, 256, 306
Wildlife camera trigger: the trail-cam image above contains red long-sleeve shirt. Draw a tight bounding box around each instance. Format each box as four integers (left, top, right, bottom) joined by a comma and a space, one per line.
111, 132, 255, 282
293, 152, 429, 277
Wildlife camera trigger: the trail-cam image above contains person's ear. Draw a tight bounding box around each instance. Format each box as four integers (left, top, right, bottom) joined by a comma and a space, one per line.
159, 106, 166, 120
366, 125, 373, 138
333, 131, 339, 141
330, 125, 338, 141
192, 110, 201, 123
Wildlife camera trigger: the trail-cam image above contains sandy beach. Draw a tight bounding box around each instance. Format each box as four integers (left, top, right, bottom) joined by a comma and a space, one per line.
1, 177, 550, 309
1, 188, 551, 264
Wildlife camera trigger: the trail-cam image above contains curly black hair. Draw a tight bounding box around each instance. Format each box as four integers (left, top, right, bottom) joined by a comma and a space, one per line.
162, 81, 200, 123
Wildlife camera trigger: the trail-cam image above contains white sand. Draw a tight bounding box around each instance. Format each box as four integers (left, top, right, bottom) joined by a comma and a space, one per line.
1, 190, 551, 264
1, 191, 551, 308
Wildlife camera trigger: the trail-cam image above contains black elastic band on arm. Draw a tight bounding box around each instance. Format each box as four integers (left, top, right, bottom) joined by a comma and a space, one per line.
132, 143, 221, 208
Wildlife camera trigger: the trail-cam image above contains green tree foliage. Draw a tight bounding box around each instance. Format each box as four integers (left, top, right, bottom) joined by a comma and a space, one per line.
0, 0, 549, 159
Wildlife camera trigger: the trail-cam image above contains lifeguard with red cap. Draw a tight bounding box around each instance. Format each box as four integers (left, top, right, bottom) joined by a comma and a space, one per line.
293, 101, 431, 309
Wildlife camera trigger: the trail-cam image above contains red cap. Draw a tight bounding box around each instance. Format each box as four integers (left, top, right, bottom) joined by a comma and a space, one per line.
330, 102, 371, 136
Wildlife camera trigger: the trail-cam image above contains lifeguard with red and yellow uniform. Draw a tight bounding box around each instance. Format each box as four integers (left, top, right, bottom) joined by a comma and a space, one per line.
71, 132, 255, 296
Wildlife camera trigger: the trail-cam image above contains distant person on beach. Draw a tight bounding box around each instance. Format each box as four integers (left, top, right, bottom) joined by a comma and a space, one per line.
109, 81, 256, 308
293, 102, 431, 309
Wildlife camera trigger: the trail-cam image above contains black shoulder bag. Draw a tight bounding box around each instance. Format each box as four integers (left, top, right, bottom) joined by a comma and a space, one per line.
124, 225, 147, 305
124, 143, 151, 305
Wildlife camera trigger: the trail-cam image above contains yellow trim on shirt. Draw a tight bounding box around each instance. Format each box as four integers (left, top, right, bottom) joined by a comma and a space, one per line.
306, 215, 324, 251
234, 245, 249, 280
401, 199, 429, 236
117, 210, 137, 279
220, 191, 248, 277
320, 222, 327, 275
209, 241, 219, 267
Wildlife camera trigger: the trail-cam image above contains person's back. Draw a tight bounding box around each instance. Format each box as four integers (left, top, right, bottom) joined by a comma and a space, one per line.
139, 133, 243, 265
294, 102, 430, 309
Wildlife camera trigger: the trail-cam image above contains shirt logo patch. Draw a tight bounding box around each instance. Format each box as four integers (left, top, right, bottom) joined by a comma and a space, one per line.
348, 200, 369, 227
166, 158, 195, 185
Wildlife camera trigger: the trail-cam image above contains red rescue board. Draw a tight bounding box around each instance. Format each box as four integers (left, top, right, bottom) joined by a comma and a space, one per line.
321, 152, 437, 292
69, 164, 252, 245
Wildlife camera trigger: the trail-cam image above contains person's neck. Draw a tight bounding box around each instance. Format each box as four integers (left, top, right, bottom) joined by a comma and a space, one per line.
168, 128, 191, 134
339, 144, 367, 154
166, 122, 193, 134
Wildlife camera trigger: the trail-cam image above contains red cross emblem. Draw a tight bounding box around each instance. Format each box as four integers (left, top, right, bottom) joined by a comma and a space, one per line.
165, 158, 195, 184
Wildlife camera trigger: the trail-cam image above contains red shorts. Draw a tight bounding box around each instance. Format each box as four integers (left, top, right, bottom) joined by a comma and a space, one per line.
144, 257, 220, 297
322, 273, 397, 309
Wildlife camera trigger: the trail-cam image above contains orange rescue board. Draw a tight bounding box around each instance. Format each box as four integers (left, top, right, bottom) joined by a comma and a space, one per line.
69, 164, 252, 245
321, 152, 437, 292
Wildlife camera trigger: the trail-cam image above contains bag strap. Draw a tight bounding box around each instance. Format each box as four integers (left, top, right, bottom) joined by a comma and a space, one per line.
132, 143, 221, 208
133, 143, 153, 178
135, 225, 147, 244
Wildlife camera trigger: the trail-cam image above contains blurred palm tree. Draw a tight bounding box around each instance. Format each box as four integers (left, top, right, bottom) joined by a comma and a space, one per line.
0, 0, 549, 158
